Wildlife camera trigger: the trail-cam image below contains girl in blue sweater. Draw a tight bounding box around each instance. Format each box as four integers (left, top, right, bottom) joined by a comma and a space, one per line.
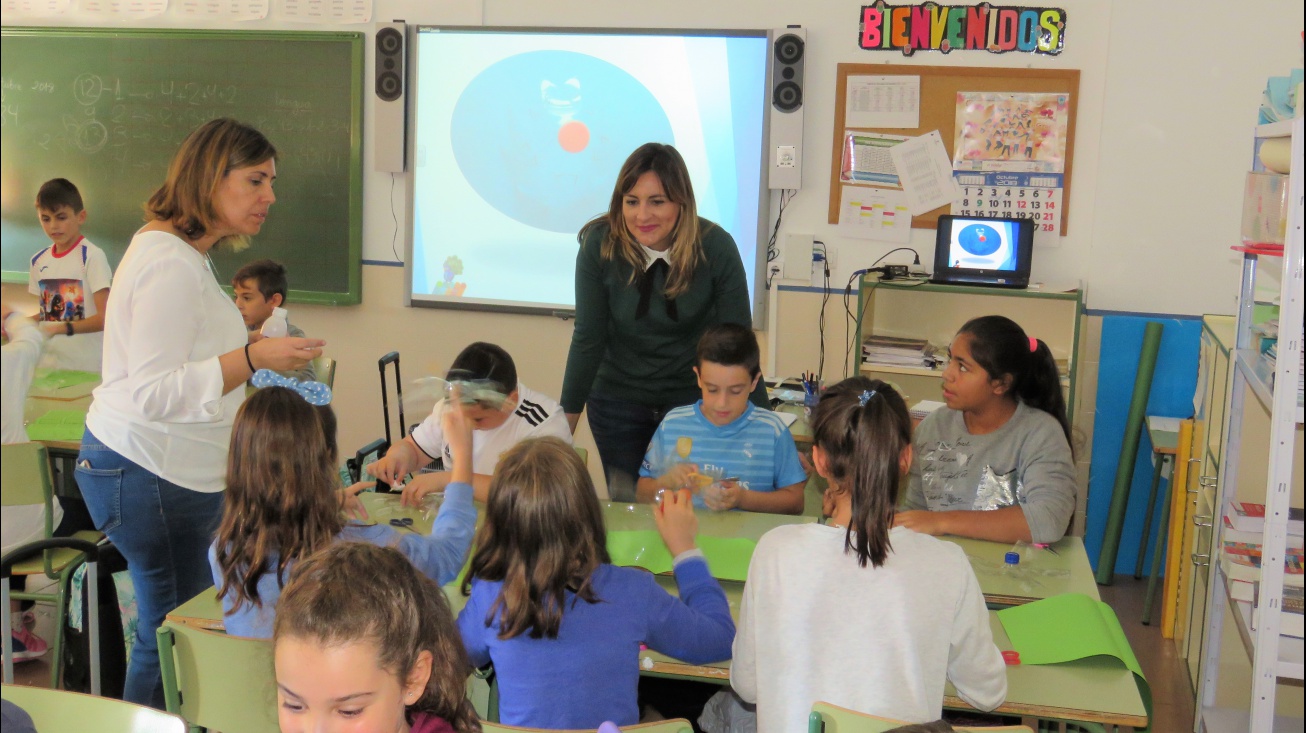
456, 437, 735, 729
209, 382, 476, 637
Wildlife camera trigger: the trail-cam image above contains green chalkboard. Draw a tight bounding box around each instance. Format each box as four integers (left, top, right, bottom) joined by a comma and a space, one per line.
0, 27, 364, 305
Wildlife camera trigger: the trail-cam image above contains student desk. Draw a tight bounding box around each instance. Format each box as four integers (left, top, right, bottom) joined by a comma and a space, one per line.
167, 493, 1142, 729
24, 371, 97, 499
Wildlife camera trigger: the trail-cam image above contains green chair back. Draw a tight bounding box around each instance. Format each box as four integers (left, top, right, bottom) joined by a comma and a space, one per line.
1, 683, 186, 732
573, 445, 588, 466
808, 702, 1033, 733
157, 621, 278, 733
1, 442, 54, 509
482, 720, 693, 732
313, 356, 337, 389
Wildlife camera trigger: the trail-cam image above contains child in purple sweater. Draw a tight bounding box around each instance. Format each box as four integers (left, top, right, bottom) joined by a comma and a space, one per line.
456, 437, 734, 729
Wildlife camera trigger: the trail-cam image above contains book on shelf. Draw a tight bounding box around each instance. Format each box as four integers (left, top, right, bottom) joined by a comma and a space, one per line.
1251, 583, 1304, 638
1224, 500, 1305, 536
1220, 542, 1305, 588
861, 334, 941, 369
1222, 518, 1306, 548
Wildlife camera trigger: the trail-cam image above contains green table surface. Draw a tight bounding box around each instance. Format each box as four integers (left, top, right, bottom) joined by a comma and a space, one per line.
169, 494, 1142, 727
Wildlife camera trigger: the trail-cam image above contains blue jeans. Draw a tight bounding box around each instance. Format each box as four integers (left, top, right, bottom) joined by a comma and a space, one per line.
585, 392, 695, 502
75, 429, 224, 709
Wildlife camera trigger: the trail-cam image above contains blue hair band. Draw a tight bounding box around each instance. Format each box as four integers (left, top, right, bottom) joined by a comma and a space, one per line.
250, 369, 333, 406
858, 389, 877, 406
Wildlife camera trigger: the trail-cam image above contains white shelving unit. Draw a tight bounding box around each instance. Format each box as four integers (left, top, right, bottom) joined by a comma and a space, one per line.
1196, 118, 1304, 732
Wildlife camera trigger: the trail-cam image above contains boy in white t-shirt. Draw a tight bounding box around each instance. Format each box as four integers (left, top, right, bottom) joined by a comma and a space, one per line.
28, 178, 113, 373
368, 342, 572, 504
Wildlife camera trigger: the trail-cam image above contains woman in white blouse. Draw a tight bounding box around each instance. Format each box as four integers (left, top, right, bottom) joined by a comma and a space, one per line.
75, 118, 323, 707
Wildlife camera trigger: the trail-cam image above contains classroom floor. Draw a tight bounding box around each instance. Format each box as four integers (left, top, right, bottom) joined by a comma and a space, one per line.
1097, 575, 1196, 733
10, 573, 1197, 732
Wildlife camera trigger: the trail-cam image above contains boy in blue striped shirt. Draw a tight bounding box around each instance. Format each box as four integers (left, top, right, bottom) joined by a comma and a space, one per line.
636, 323, 807, 514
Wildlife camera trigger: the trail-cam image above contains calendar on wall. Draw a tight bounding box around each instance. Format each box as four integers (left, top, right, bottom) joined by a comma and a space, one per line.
951, 91, 1069, 246
953, 171, 1063, 246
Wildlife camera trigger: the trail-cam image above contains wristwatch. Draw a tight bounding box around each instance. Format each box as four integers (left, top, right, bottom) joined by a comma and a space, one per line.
64, 321, 74, 337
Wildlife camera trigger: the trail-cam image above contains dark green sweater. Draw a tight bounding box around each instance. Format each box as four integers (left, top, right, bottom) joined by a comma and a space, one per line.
561, 219, 767, 412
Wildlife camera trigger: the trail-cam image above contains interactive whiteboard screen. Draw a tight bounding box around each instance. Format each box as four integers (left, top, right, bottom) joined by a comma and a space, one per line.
408, 27, 770, 315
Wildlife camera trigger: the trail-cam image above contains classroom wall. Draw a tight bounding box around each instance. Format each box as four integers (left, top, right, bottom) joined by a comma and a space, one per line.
4, 0, 1302, 495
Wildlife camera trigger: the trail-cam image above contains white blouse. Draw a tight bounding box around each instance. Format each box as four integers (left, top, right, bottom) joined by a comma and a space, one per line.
86, 230, 247, 492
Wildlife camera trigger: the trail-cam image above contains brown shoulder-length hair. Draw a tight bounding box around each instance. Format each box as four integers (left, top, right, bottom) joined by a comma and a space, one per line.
213, 386, 342, 611
144, 117, 276, 244
811, 377, 912, 568
275, 542, 480, 733
460, 437, 610, 640
577, 142, 707, 299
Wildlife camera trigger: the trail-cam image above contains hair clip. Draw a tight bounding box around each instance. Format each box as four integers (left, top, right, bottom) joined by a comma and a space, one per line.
1028, 336, 1038, 353
250, 369, 333, 406
858, 389, 877, 406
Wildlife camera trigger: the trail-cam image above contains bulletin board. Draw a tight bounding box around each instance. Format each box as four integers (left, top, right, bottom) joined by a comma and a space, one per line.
828, 63, 1080, 234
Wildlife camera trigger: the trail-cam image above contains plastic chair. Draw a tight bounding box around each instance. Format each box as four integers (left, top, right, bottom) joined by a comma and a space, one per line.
482, 720, 693, 732
574, 445, 589, 466
312, 355, 336, 388
156, 621, 278, 733
0, 441, 102, 690
808, 701, 1034, 733
2, 682, 186, 732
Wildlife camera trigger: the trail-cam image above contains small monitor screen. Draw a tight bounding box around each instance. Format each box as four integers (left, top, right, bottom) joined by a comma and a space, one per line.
945, 218, 1020, 272
932, 214, 1034, 288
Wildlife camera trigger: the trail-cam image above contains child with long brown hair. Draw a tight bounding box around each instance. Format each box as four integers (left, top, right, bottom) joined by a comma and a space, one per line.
731, 377, 1006, 733
209, 384, 476, 638
274, 541, 480, 733
456, 436, 734, 729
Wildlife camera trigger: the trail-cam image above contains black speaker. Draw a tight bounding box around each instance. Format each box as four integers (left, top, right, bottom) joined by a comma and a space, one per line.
373, 21, 407, 172
771, 32, 805, 112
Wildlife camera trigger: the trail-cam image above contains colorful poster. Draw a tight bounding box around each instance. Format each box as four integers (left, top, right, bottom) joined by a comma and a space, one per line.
952, 92, 1069, 245
953, 92, 1069, 173
840, 131, 908, 186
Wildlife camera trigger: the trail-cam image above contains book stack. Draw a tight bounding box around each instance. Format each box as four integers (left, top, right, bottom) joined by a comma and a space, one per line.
1252, 584, 1304, 638
909, 400, 946, 422
1221, 501, 1306, 603
861, 334, 939, 370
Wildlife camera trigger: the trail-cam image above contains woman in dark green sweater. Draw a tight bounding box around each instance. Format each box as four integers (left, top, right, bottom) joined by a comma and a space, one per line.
561, 143, 767, 501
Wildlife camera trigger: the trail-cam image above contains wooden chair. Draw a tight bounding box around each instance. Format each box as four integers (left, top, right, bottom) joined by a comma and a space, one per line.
482, 720, 694, 732
1, 683, 186, 732
312, 355, 336, 388
808, 701, 1034, 733
0, 442, 101, 689
156, 621, 278, 733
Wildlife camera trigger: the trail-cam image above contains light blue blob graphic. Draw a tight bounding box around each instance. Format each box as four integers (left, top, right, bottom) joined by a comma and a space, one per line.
451, 51, 674, 233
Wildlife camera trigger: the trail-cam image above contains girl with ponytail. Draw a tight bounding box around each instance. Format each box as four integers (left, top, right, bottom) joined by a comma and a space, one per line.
731, 377, 1005, 732
898, 315, 1076, 544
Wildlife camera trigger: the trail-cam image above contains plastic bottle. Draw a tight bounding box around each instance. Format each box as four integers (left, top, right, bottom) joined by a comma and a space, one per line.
1002, 550, 1022, 577
260, 306, 289, 338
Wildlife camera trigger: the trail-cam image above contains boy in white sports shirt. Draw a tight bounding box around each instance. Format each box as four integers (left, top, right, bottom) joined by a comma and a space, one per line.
368, 341, 572, 504
29, 178, 113, 373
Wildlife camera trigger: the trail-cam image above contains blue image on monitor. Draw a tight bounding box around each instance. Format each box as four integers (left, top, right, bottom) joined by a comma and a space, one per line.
450, 50, 674, 233
950, 221, 1018, 271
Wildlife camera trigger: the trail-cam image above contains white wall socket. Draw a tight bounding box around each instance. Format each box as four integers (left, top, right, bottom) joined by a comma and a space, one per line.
781, 233, 813, 280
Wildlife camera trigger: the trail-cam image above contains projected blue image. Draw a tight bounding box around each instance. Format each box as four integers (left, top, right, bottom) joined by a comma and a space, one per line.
949, 221, 1018, 271
410, 31, 768, 311
451, 51, 673, 233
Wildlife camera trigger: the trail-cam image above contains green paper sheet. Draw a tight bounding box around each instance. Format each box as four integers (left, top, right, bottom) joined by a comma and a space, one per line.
997, 592, 1144, 679
24, 409, 87, 442
606, 531, 756, 582
30, 369, 99, 392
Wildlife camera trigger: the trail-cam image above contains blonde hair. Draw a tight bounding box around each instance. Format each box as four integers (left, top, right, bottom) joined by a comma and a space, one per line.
461, 437, 610, 639
275, 542, 481, 733
578, 143, 707, 298
144, 117, 276, 248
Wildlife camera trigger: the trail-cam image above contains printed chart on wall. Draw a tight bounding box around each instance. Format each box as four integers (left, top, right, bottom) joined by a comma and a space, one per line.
952, 92, 1069, 246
